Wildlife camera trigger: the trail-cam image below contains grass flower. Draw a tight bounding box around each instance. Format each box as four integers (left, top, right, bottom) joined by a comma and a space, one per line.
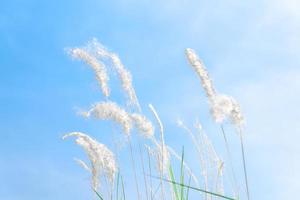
67, 47, 110, 97
130, 113, 154, 139
81, 101, 132, 135
80, 101, 154, 138
88, 39, 141, 110
185, 48, 244, 126
62, 40, 249, 200
185, 48, 216, 101
211, 95, 244, 126
63, 132, 117, 190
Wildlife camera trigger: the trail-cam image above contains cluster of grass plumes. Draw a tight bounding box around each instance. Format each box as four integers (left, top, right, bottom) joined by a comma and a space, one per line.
62, 39, 250, 200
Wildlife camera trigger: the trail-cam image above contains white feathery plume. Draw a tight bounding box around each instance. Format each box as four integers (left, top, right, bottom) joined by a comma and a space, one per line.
130, 113, 154, 138
67, 47, 110, 97
73, 158, 91, 172
89, 39, 141, 110
80, 101, 132, 135
185, 48, 216, 101
63, 132, 117, 190
185, 48, 244, 126
87, 38, 110, 58
229, 97, 244, 126
210, 95, 234, 123
110, 53, 141, 110
211, 95, 244, 126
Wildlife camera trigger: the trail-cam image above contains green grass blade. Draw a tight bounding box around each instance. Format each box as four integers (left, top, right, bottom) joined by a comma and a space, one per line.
185, 175, 191, 200
180, 147, 184, 200
150, 175, 236, 200
169, 165, 180, 200
93, 189, 104, 200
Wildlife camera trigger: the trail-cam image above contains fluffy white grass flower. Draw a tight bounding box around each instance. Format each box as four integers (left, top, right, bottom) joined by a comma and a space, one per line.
110, 53, 141, 110
130, 113, 154, 138
211, 95, 244, 126
210, 95, 234, 123
81, 101, 154, 138
81, 101, 132, 135
185, 48, 216, 101
67, 47, 110, 97
185, 48, 244, 126
88, 39, 141, 110
63, 132, 117, 190
229, 98, 244, 126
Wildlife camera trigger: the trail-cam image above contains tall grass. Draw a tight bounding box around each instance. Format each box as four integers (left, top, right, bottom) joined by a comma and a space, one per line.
63, 39, 250, 200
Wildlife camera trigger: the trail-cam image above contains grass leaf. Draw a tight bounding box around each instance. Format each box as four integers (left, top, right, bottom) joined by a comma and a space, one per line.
186, 175, 192, 200
150, 175, 236, 200
169, 165, 180, 200
93, 189, 104, 200
180, 147, 185, 200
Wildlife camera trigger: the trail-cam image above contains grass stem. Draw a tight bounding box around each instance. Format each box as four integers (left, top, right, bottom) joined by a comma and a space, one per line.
238, 128, 250, 200
128, 138, 141, 200
220, 125, 239, 197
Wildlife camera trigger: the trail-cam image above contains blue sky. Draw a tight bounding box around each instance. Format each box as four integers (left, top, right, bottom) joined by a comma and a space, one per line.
1, 0, 300, 199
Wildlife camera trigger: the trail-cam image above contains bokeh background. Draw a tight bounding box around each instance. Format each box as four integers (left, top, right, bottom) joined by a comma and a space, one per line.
1, 0, 300, 199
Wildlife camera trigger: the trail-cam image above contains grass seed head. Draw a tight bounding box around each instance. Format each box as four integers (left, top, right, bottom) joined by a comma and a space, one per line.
80, 101, 133, 135
67, 47, 110, 97
63, 132, 117, 190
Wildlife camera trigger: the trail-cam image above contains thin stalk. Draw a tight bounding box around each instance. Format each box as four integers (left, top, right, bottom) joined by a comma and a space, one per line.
167, 147, 199, 187
195, 125, 209, 200
214, 161, 224, 195
147, 147, 153, 200
110, 182, 113, 200
180, 147, 185, 200
128, 138, 141, 200
121, 175, 126, 200
220, 125, 239, 197
139, 143, 149, 200
238, 128, 250, 200
116, 172, 120, 200
159, 152, 166, 200
149, 104, 165, 200
152, 182, 162, 199
104, 175, 112, 200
